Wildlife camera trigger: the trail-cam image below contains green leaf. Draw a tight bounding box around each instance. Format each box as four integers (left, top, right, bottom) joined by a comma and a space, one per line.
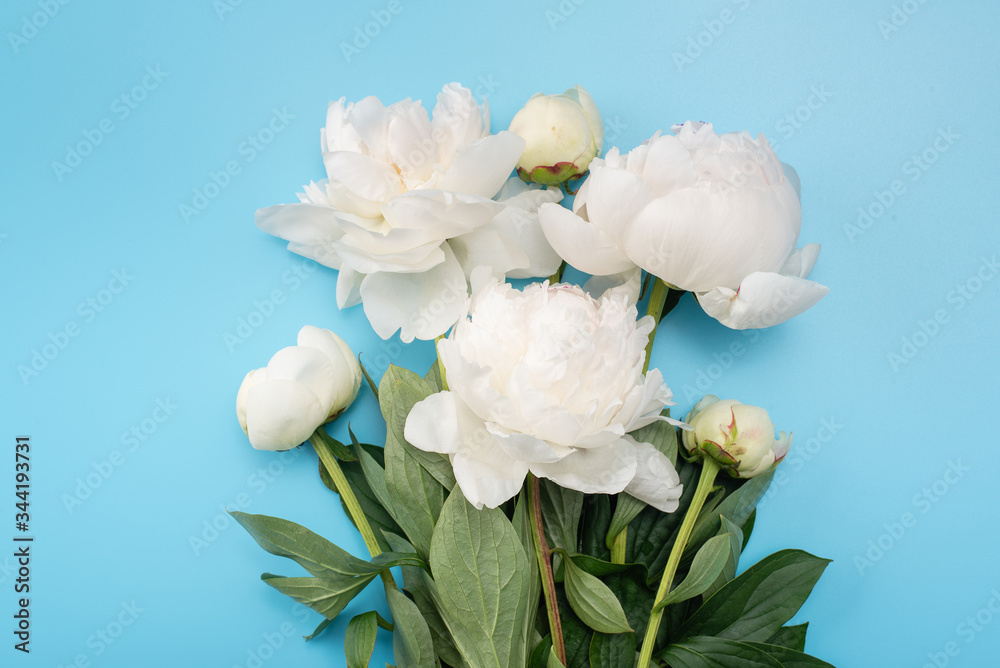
589, 632, 635, 668
765, 623, 808, 652
630, 412, 678, 465
424, 360, 443, 392
231, 511, 371, 578
385, 584, 439, 668
562, 553, 632, 634
686, 471, 774, 558
513, 493, 541, 636
677, 550, 831, 643
556, 588, 594, 668
381, 365, 456, 491
261, 572, 374, 620
547, 647, 566, 668
313, 427, 358, 461
383, 533, 465, 668
346, 612, 379, 668
305, 618, 332, 641
358, 354, 380, 399
381, 366, 448, 557
741, 509, 757, 546
704, 516, 744, 600
625, 458, 701, 581
601, 564, 656, 643
605, 494, 646, 550
660, 636, 784, 667
655, 533, 733, 610
579, 495, 612, 561
527, 636, 553, 668
746, 642, 835, 667
568, 554, 635, 578
540, 479, 585, 554
429, 486, 531, 668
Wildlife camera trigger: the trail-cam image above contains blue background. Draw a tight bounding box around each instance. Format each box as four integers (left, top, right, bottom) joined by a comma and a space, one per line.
3, 0, 998, 666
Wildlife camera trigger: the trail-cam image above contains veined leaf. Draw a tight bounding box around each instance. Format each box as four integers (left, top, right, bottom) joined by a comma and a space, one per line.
654, 533, 733, 610
385, 584, 438, 668
746, 642, 835, 667
677, 550, 831, 643
686, 471, 774, 558
766, 623, 808, 652
562, 553, 632, 634
346, 612, 379, 668
589, 631, 635, 668
429, 486, 532, 668
605, 494, 646, 550
231, 512, 370, 578
261, 572, 374, 620
660, 636, 784, 667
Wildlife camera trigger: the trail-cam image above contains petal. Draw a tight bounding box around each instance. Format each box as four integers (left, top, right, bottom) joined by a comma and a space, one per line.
323, 98, 365, 154
359, 244, 469, 342
485, 423, 573, 464
529, 438, 638, 495
778, 243, 821, 279
255, 203, 344, 269
624, 438, 684, 513
404, 391, 479, 455
436, 132, 525, 198
236, 368, 267, 434
452, 448, 529, 509
266, 346, 337, 413
449, 225, 530, 278
245, 379, 326, 451
346, 95, 390, 161
623, 180, 801, 292
492, 180, 564, 279
322, 151, 403, 215
336, 265, 363, 308
583, 165, 656, 249
696, 272, 830, 329
381, 190, 502, 239
296, 326, 361, 411
538, 203, 635, 276
583, 268, 642, 303
335, 238, 446, 275
640, 135, 696, 197
431, 83, 487, 167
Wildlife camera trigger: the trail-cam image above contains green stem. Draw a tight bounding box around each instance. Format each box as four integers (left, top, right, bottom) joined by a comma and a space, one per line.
609, 277, 670, 565
636, 458, 720, 668
610, 528, 627, 564
547, 260, 567, 285
527, 474, 566, 664
309, 432, 396, 587
642, 277, 670, 375
434, 334, 449, 391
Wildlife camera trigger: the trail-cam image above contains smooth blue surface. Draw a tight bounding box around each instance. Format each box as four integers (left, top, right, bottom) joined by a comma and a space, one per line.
3, 0, 998, 665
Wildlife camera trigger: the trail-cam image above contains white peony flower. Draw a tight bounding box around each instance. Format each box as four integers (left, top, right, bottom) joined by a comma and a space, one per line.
236, 326, 362, 451
509, 85, 603, 185
404, 272, 684, 510
681, 395, 791, 479
538, 121, 829, 329
255, 83, 563, 343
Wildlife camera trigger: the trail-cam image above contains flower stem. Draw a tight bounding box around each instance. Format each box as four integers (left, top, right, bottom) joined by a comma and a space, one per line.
434, 335, 449, 391
609, 277, 670, 565
309, 431, 396, 587
642, 277, 670, 375
548, 260, 567, 284
527, 474, 566, 664
636, 458, 720, 668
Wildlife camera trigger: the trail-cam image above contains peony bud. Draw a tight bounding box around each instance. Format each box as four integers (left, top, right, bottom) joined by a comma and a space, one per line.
682, 396, 791, 478
508, 85, 603, 186
236, 326, 363, 451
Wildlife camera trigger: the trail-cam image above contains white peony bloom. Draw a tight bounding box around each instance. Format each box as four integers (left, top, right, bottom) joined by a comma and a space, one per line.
538, 121, 829, 329
404, 272, 684, 511
236, 326, 362, 451
255, 83, 563, 343
681, 395, 791, 479
509, 85, 603, 185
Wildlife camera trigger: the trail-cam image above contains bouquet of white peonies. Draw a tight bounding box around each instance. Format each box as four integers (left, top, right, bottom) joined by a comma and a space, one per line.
233, 83, 833, 668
